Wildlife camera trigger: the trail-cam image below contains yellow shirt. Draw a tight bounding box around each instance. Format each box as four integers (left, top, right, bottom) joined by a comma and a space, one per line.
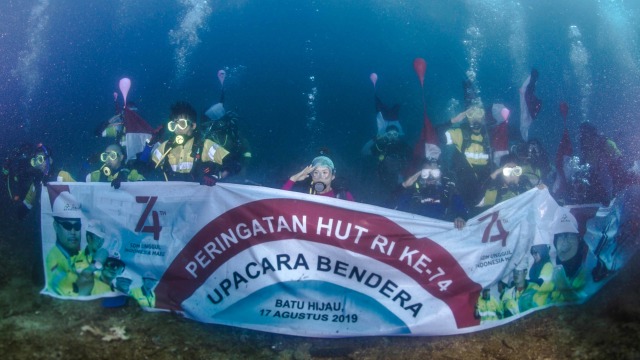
445, 128, 489, 167
130, 287, 156, 308
91, 274, 115, 296
45, 245, 78, 296
476, 296, 502, 323
152, 138, 229, 174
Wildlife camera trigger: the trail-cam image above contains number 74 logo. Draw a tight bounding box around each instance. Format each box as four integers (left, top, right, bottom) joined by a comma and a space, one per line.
135, 196, 162, 240
478, 211, 508, 247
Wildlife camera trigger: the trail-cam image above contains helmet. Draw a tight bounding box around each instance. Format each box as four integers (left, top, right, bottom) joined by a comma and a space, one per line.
51, 192, 82, 219
550, 207, 578, 235
86, 220, 105, 238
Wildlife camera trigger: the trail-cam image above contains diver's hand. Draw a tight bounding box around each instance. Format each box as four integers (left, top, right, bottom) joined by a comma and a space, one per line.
454, 217, 466, 230
402, 171, 421, 188
111, 176, 122, 189
200, 174, 218, 187
451, 111, 467, 124
290, 165, 315, 182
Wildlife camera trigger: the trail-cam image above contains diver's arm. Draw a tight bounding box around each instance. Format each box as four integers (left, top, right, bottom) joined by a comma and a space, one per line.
289, 165, 315, 182
450, 111, 467, 125
402, 171, 421, 188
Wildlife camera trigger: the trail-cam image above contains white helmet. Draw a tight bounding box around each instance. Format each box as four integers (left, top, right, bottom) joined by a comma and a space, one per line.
51, 192, 82, 219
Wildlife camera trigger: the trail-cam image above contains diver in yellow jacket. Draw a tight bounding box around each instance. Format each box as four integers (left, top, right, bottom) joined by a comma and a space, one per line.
2, 143, 75, 220
151, 101, 229, 185
86, 143, 144, 188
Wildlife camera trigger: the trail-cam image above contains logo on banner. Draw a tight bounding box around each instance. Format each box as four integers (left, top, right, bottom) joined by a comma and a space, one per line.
478, 211, 509, 247
135, 196, 162, 240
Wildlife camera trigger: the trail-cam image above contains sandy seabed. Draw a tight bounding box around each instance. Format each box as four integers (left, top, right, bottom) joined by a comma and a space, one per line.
1, 215, 639, 360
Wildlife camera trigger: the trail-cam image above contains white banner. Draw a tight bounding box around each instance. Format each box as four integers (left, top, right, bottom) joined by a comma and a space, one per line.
40, 182, 640, 337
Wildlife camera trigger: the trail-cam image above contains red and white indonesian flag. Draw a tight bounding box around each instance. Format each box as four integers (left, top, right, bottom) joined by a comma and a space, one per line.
122, 107, 154, 161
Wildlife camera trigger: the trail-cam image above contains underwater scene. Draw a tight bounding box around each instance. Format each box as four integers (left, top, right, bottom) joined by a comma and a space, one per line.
1, 0, 640, 359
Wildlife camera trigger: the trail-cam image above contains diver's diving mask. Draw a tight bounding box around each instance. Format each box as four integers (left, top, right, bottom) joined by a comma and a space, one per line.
30, 154, 48, 167
467, 107, 485, 131
502, 166, 523, 177
100, 151, 119, 162
168, 118, 191, 132
420, 168, 441, 179
385, 130, 400, 141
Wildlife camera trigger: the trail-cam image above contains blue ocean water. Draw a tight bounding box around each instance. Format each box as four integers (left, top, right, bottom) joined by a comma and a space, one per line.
2, 2, 640, 357
1, 0, 639, 189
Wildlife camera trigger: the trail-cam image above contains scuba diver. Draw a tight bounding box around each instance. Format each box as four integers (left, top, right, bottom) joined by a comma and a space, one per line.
201, 111, 251, 179
2, 143, 75, 220
395, 146, 468, 229
577, 121, 628, 205
86, 144, 145, 188
96, 99, 157, 166
149, 101, 230, 185
201, 89, 251, 180
475, 154, 536, 213
284, 155, 354, 201
442, 104, 493, 209
371, 124, 412, 191
361, 95, 412, 202
511, 139, 551, 187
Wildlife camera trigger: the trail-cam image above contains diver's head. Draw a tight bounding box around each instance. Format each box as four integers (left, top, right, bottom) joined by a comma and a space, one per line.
383, 125, 400, 142
420, 159, 441, 185
578, 121, 599, 148
513, 139, 545, 164
527, 139, 544, 162
100, 144, 125, 176
30, 143, 52, 176
310, 156, 335, 193
168, 101, 197, 142
466, 106, 485, 133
